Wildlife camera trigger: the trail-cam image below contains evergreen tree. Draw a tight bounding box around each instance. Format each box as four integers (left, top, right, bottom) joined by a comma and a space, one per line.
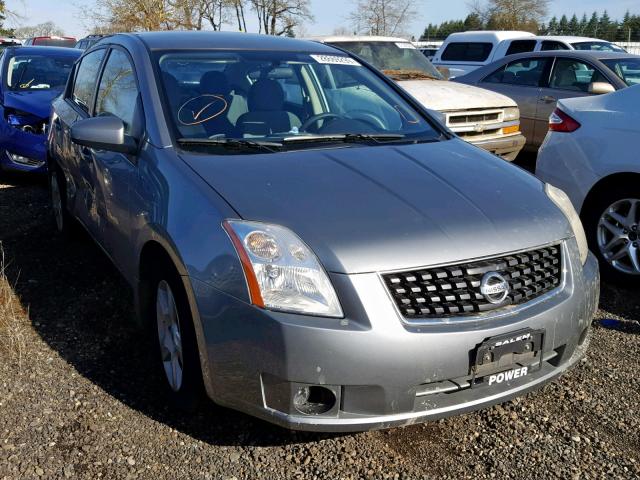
568, 14, 579, 35
547, 16, 558, 34
463, 13, 483, 31
579, 13, 588, 35
558, 14, 569, 34
586, 11, 599, 37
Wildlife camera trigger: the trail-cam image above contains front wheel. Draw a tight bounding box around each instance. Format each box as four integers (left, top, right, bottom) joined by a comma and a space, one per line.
583, 188, 640, 283
153, 273, 204, 410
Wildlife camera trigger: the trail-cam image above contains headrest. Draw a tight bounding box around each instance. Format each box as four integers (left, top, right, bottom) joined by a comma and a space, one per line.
248, 79, 285, 112
200, 71, 231, 95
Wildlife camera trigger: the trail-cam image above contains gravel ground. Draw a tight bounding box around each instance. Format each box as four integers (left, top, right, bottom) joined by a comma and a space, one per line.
0, 177, 639, 480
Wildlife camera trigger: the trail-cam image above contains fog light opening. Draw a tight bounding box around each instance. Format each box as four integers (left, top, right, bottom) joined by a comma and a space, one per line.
293, 385, 336, 415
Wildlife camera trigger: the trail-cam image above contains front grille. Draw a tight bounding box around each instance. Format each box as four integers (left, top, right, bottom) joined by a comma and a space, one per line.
457, 128, 501, 139
383, 245, 562, 319
448, 112, 500, 125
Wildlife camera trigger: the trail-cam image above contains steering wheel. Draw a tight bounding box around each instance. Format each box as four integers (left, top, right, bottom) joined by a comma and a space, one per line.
300, 113, 342, 132
345, 110, 386, 130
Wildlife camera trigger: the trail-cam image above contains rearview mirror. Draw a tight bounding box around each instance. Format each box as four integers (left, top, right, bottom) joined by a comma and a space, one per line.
71, 116, 138, 154
588, 82, 615, 95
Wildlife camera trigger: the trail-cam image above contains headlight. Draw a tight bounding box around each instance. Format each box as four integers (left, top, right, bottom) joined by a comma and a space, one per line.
223, 220, 343, 318
503, 107, 520, 121
545, 184, 588, 265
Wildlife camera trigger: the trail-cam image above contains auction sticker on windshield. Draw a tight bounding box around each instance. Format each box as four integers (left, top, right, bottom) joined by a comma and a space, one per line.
310, 54, 361, 66
395, 42, 416, 49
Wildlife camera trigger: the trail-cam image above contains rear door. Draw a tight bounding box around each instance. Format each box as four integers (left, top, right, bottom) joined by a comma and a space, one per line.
56, 48, 107, 238
534, 57, 615, 146
479, 57, 551, 145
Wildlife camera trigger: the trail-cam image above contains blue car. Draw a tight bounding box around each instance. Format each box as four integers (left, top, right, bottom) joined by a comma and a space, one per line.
0, 46, 80, 173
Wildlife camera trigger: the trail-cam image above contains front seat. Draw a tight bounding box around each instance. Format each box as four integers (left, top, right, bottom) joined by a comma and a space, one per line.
236, 79, 301, 137
553, 67, 578, 90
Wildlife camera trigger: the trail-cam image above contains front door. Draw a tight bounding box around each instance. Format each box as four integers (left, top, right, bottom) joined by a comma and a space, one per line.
90, 47, 142, 275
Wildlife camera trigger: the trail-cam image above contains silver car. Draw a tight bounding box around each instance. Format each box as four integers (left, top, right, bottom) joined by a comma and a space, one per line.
48, 32, 599, 432
537, 86, 640, 282
454, 51, 639, 149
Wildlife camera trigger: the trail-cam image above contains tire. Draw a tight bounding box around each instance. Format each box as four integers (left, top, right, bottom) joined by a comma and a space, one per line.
49, 164, 79, 239
151, 268, 204, 411
582, 185, 640, 284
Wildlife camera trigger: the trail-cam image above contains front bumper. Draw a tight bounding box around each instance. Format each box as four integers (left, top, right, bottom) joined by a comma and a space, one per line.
190, 240, 599, 432
0, 121, 48, 174
468, 133, 526, 161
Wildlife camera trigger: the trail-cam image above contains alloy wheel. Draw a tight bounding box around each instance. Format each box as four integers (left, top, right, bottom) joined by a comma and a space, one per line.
597, 198, 640, 275
156, 280, 184, 391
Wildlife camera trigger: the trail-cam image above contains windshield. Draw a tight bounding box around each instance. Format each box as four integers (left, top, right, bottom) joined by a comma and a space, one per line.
602, 58, 640, 86
6, 54, 76, 91
572, 41, 626, 53
157, 50, 441, 152
327, 41, 443, 80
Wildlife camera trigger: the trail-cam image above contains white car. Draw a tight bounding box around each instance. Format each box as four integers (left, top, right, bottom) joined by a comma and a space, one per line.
312, 36, 525, 160
536, 86, 640, 281
432, 31, 626, 78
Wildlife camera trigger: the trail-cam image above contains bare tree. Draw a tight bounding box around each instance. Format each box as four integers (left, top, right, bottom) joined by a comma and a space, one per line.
469, 0, 549, 31
14, 21, 65, 38
349, 0, 419, 37
250, 0, 313, 36
90, 0, 175, 32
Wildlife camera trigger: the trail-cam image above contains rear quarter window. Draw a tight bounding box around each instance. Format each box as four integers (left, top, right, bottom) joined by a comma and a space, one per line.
441, 42, 493, 62
505, 40, 537, 56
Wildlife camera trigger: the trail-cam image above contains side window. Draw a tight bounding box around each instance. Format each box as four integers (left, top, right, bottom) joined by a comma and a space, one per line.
484, 58, 548, 87
72, 49, 106, 113
95, 49, 139, 134
549, 59, 611, 92
505, 40, 537, 56
441, 42, 493, 62
541, 41, 568, 51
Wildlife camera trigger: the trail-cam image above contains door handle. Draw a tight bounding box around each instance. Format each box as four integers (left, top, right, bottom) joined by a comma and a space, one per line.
540, 95, 556, 103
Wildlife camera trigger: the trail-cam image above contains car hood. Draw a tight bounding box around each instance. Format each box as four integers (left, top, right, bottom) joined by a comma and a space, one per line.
397, 79, 516, 112
181, 140, 571, 274
2, 89, 61, 119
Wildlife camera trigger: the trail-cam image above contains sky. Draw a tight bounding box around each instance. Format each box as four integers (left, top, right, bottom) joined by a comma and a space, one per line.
5, 0, 640, 39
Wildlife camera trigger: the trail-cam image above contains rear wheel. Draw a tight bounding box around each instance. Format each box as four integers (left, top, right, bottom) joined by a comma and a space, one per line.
583, 187, 640, 283
151, 270, 204, 410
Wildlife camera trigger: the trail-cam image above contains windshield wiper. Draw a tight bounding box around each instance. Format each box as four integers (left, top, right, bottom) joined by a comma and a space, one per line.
282, 133, 406, 145
177, 137, 283, 153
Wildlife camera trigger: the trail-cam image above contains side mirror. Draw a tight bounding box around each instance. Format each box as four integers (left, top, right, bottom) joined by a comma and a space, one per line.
70, 116, 138, 154
436, 66, 450, 80
588, 82, 615, 95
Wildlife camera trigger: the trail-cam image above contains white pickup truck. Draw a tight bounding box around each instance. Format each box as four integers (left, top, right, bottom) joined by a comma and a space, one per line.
431, 31, 627, 78
312, 36, 526, 161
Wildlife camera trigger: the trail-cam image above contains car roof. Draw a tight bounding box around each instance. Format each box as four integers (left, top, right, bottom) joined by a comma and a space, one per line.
445, 31, 535, 42
532, 35, 615, 43
502, 50, 640, 61
6, 46, 82, 56
310, 35, 411, 44
123, 31, 340, 53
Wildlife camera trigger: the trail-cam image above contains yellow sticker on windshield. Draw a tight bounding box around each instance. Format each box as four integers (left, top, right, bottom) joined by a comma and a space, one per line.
310, 54, 361, 66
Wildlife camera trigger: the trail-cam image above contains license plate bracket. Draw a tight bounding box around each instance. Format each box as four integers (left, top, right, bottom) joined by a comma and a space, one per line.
470, 328, 545, 387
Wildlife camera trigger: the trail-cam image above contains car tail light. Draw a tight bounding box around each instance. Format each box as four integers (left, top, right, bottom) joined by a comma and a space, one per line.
549, 108, 580, 133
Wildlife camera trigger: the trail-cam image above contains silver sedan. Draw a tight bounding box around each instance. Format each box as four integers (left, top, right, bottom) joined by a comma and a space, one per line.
48, 32, 599, 431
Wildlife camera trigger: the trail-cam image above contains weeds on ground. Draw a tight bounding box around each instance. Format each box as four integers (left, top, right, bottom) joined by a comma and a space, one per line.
0, 243, 27, 365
